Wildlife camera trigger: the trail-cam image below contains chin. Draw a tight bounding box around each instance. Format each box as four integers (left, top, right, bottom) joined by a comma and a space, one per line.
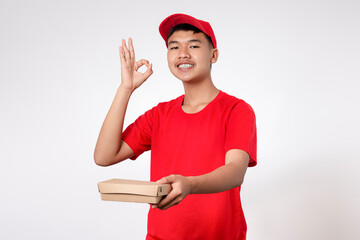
170, 71, 192, 82
177, 76, 202, 84
173, 72, 194, 81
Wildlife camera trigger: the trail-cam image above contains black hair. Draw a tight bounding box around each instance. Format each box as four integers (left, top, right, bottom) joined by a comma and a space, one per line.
167, 23, 214, 48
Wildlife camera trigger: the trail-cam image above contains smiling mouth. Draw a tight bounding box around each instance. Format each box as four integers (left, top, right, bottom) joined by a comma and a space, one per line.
178, 64, 194, 69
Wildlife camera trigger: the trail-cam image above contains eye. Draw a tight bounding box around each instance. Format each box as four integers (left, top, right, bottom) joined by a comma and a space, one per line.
190, 45, 200, 49
169, 46, 179, 50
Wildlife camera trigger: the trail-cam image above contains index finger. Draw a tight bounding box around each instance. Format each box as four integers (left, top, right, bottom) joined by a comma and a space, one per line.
155, 190, 181, 210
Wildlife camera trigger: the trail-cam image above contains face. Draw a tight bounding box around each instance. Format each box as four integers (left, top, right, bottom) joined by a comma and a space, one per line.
167, 30, 218, 83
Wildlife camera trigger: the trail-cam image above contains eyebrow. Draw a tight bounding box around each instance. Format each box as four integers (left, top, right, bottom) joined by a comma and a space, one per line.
168, 39, 202, 45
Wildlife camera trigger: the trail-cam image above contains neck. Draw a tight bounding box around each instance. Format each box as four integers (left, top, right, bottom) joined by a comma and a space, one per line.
182, 77, 219, 107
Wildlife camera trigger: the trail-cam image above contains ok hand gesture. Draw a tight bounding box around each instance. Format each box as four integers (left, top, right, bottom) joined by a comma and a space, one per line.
119, 38, 153, 92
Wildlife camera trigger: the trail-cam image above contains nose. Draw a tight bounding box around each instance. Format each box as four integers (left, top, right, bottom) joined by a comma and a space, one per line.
178, 46, 190, 59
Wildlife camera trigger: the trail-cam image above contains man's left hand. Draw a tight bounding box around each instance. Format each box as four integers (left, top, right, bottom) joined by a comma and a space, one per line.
152, 175, 194, 210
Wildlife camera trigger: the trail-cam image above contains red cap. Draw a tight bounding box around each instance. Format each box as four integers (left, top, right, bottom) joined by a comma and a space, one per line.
159, 13, 217, 48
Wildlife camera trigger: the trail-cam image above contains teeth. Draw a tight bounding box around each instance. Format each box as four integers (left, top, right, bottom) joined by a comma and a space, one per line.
178, 64, 194, 68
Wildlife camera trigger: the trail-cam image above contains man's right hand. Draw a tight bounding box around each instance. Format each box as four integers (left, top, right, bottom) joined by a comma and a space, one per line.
119, 38, 153, 92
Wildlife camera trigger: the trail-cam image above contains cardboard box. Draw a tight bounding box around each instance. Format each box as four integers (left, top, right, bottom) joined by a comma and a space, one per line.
98, 179, 172, 204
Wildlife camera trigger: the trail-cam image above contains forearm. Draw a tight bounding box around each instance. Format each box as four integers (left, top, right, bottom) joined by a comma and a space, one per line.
154, 150, 249, 210
188, 161, 247, 194
94, 86, 132, 165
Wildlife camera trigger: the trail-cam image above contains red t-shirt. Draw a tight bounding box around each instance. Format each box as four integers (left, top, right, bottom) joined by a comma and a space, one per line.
122, 90, 257, 240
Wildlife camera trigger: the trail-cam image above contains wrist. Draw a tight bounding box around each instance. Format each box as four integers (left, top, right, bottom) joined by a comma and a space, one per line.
118, 84, 134, 95
187, 176, 197, 195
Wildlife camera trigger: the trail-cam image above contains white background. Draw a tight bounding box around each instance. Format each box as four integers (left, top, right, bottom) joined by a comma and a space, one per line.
0, 0, 359, 239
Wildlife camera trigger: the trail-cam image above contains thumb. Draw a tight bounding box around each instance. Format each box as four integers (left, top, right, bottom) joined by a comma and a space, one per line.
156, 176, 168, 184
156, 174, 176, 184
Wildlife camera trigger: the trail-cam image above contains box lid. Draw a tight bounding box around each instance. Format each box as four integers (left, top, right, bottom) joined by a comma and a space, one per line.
98, 179, 171, 197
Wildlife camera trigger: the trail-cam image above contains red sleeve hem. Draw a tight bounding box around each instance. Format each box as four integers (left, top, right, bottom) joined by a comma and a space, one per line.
121, 136, 140, 161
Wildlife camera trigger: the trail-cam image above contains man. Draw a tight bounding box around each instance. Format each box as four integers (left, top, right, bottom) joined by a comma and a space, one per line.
94, 13, 257, 240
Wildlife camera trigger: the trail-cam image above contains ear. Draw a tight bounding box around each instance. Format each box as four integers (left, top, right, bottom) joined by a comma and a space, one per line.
210, 48, 219, 63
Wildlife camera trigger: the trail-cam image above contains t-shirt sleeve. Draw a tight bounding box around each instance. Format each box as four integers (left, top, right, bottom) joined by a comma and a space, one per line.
224, 101, 257, 167
121, 106, 155, 160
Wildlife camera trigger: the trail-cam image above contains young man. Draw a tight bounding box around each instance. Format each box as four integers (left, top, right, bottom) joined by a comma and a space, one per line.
94, 13, 257, 240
